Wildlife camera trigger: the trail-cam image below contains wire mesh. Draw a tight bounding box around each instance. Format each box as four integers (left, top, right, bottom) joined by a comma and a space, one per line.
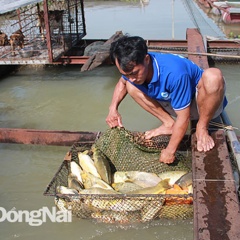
0, 0, 86, 64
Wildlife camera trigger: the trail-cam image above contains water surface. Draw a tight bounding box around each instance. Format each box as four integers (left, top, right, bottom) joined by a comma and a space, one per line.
0, 1, 240, 239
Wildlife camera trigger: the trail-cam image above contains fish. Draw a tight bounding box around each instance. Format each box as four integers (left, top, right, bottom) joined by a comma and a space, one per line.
125, 171, 162, 188
187, 184, 193, 194
174, 172, 193, 188
81, 171, 113, 190
54, 197, 68, 212
68, 173, 84, 192
92, 147, 112, 184
78, 151, 101, 178
79, 187, 120, 194
165, 184, 189, 194
70, 161, 83, 183
126, 179, 171, 194
158, 170, 188, 186
112, 182, 143, 194
113, 171, 129, 183
56, 186, 78, 195
113, 171, 162, 188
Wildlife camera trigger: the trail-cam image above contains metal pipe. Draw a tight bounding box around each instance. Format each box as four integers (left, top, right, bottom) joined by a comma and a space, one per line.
221, 110, 240, 171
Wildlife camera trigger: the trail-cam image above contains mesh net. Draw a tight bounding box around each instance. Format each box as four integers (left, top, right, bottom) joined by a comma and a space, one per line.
44, 127, 193, 223
93, 127, 192, 174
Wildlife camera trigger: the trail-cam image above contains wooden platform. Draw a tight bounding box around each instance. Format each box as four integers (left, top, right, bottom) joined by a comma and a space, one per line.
187, 28, 240, 240
192, 130, 240, 240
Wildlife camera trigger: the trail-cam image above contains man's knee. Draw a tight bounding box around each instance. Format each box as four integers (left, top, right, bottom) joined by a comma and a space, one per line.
200, 68, 224, 93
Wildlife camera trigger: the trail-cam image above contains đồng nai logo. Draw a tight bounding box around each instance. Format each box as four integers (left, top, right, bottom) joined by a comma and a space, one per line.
0, 206, 72, 226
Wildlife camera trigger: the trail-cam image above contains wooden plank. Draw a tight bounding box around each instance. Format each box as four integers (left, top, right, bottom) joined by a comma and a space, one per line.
192, 130, 240, 240
0, 127, 191, 149
0, 128, 99, 146
186, 28, 209, 70
187, 28, 240, 240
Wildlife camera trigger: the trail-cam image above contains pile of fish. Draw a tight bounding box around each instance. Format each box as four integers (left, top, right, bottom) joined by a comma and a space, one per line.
55, 146, 193, 223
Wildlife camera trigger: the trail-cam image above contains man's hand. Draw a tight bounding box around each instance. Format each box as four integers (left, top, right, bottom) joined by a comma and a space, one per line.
106, 110, 123, 128
160, 148, 175, 164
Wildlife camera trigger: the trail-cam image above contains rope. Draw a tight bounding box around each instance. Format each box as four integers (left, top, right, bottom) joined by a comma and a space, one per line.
210, 121, 238, 130
148, 47, 240, 59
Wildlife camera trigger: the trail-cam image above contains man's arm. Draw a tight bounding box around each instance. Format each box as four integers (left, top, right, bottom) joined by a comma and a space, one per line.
160, 106, 190, 164
106, 77, 128, 128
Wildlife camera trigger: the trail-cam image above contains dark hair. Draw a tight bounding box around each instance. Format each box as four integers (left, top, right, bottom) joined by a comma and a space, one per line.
110, 35, 148, 72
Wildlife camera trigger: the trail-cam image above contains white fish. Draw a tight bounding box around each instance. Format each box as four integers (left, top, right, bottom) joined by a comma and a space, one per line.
187, 185, 193, 194
126, 171, 162, 188
113, 171, 162, 188
126, 179, 170, 194
79, 187, 120, 194
113, 171, 129, 183
78, 152, 101, 178
112, 182, 143, 194
158, 170, 188, 186
70, 161, 83, 183
56, 186, 78, 195
81, 171, 113, 190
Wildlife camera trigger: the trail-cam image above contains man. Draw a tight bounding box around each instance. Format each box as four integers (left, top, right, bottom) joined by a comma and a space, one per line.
106, 35, 227, 164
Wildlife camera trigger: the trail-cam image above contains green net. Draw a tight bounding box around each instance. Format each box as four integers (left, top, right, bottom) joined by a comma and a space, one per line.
94, 127, 192, 174
44, 127, 193, 223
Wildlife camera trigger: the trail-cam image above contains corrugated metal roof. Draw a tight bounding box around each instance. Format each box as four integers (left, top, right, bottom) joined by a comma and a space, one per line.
0, 0, 42, 14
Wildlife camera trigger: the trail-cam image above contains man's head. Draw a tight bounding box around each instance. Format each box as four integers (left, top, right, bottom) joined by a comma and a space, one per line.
110, 36, 148, 72
110, 36, 151, 84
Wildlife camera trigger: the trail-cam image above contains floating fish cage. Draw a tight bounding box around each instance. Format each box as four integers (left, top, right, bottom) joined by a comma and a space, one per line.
44, 128, 194, 224
0, 0, 86, 65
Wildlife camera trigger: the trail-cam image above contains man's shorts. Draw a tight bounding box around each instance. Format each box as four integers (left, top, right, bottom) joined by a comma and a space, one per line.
158, 81, 226, 120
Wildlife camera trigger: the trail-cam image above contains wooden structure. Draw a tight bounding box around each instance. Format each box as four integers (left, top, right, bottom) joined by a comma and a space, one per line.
0, 0, 86, 64
1, 0, 240, 66
187, 28, 240, 240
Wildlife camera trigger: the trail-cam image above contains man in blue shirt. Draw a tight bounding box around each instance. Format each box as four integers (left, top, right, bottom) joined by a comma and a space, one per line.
106, 36, 227, 164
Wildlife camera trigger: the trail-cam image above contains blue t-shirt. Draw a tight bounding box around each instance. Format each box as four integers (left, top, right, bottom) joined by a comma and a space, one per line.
122, 52, 204, 111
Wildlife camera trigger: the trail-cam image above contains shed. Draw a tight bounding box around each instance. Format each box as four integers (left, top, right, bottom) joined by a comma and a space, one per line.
0, 0, 86, 64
